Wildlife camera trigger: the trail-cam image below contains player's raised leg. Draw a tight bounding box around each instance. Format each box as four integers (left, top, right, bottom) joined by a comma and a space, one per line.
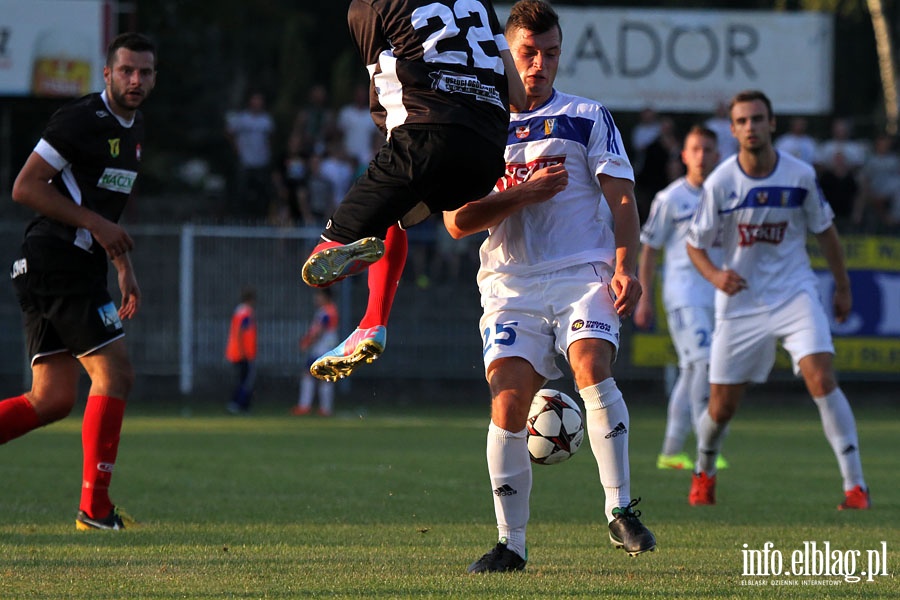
309, 226, 406, 381
301, 236, 385, 287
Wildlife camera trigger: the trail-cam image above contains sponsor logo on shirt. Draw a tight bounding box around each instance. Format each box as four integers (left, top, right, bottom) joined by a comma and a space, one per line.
571, 319, 612, 333
428, 70, 504, 109
97, 168, 138, 194
497, 155, 566, 191
737, 221, 788, 246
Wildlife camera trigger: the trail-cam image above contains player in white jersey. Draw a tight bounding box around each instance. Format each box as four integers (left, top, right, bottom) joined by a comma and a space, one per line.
444, 0, 655, 574
685, 90, 870, 510
635, 125, 728, 471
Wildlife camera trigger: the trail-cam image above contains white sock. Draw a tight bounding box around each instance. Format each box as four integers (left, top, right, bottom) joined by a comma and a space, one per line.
486, 421, 530, 559
661, 367, 692, 456
299, 376, 314, 409
581, 378, 630, 522
813, 387, 866, 491
687, 360, 711, 431
695, 410, 728, 475
319, 382, 334, 414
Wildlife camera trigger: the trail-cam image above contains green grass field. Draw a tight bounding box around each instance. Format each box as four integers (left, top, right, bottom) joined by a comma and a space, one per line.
0, 391, 896, 599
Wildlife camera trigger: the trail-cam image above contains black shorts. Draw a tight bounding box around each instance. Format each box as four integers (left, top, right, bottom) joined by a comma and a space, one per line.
324, 124, 505, 243
10, 237, 123, 362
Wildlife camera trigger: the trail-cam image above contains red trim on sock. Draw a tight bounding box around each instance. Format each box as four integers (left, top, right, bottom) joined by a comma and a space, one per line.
360, 224, 408, 329
80, 395, 126, 519
0, 395, 42, 444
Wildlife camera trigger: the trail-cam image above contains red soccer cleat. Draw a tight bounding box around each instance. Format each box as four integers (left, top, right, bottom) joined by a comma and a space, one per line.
837, 485, 871, 510
689, 472, 716, 506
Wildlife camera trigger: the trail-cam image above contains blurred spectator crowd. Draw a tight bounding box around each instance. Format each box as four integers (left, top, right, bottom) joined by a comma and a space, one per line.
207, 88, 900, 287
632, 107, 900, 235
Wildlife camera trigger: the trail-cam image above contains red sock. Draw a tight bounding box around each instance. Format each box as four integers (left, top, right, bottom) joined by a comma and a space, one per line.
0, 395, 42, 444
80, 395, 126, 519
360, 224, 408, 329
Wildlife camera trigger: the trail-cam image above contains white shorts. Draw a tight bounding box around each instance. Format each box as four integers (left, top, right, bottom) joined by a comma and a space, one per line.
666, 305, 714, 368
709, 291, 834, 384
478, 262, 620, 381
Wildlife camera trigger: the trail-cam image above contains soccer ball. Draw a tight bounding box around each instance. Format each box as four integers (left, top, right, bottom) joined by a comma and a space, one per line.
526, 389, 584, 465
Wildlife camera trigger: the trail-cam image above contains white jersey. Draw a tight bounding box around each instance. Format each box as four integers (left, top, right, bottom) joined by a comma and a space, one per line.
640, 177, 719, 311
477, 89, 633, 282
687, 151, 834, 319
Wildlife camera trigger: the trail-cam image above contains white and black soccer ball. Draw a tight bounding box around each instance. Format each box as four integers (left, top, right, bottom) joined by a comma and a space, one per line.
526, 388, 584, 465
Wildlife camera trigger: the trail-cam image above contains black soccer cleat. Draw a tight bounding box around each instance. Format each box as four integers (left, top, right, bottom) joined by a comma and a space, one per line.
467, 538, 527, 573
608, 498, 656, 556
75, 506, 138, 531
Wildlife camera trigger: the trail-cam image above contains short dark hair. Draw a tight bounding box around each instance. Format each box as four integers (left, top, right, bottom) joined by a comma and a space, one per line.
506, 0, 562, 43
686, 124, 718, 144
106, 32, 157, 68
729, 90, 773, 121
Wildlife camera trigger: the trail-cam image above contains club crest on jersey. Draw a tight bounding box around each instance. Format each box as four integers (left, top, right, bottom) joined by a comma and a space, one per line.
515, 125, 530, 139
108, 138, 120, 158
543, 118, 556, 136
756, 190, 768, 205
136, 143, 142, 161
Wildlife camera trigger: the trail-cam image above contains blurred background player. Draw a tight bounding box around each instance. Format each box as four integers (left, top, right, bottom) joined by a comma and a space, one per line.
634, 125, 728, 472
294, 288, 339, 416
225, 286, 258, 414
445, 0, 655, 573
3, 32, 157, 530
300, 0, 526, 382
686, 90, 870, 510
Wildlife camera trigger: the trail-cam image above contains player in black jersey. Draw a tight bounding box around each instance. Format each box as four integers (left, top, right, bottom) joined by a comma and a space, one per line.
301, 0, 525, 382
4, 32, 157, 530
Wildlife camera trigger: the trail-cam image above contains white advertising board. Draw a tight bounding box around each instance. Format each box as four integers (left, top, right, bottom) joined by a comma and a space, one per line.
0, 0, 107, 97
500, 6, 834, 114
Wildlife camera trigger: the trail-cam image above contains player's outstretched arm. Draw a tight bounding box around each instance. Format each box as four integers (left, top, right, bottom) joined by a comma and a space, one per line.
12, 151, 134, 259
815, 224, 852, 323
443, 164, 568, 239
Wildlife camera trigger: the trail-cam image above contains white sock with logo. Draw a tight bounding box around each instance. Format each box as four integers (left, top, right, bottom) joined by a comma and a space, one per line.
581, 378, 630, 522
813, 387, 866, 491
696, 409, 728, 475
486, 421, 530, 559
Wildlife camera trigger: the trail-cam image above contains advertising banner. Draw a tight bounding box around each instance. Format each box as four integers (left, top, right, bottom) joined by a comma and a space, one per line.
0, 0, 107, 97
631, 236, 900, 375
498, 6, 833, 114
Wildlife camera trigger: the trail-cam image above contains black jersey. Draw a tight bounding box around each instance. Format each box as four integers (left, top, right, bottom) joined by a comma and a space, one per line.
348, 0, 510, 149
25, 92, 145, 255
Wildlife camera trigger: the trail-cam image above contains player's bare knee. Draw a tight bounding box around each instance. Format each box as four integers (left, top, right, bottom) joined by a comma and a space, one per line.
27, 390, 77, 424
707, 403, 736, 424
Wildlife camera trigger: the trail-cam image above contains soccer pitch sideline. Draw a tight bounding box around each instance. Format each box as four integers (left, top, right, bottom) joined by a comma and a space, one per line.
0, 398, 896, 599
